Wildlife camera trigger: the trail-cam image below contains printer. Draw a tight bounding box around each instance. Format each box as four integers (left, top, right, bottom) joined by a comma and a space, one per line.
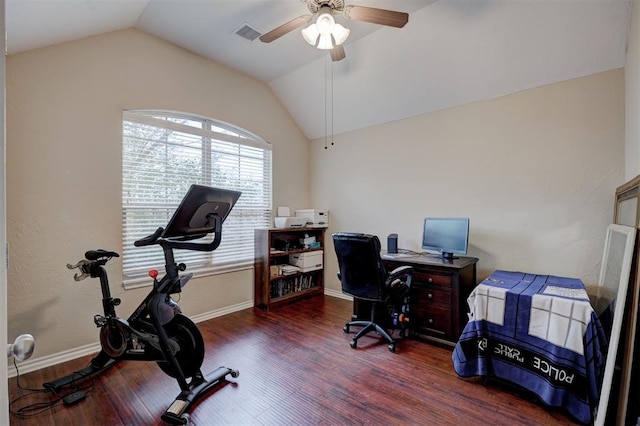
274, 206, 307, 228
295, 209, 329, 228
274, 217, 306, 228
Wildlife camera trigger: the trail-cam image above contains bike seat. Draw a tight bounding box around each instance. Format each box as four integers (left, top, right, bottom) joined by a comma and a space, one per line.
85, 249, 120, 261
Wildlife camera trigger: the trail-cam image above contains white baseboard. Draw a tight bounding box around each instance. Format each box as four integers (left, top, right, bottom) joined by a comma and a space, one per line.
324, 288, 352, 301
189, 300, 254, 323
8, 300, 254, 379
8, 342, 102, 379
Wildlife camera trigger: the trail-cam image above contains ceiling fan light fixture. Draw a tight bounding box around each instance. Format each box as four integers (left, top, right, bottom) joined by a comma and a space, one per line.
316, 10, 335, 35
301, 5, 349, 50
317, 33, 334, 50
301, 24, 320, 45
331, 23, 350, 45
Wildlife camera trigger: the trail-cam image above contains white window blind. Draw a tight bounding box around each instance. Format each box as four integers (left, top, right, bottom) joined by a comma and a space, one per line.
122, 110, 272, 288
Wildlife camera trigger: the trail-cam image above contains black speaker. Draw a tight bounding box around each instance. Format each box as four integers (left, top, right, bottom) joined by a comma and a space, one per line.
387, 234, 398, 254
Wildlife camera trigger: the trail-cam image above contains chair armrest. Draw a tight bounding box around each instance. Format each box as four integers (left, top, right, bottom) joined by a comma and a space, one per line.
386, 265, 413, 288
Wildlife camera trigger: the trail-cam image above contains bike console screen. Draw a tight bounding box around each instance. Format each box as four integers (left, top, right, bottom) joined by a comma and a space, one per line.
161, 185, 242, 239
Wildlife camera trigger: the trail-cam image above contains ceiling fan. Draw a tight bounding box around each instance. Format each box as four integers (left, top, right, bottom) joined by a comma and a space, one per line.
259, 0, 409, 62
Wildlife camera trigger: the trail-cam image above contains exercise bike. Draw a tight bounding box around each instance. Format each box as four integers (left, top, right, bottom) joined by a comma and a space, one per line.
44, 185, 242, 425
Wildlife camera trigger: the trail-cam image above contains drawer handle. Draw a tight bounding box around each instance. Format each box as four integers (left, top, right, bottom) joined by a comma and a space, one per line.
427, 278, 434, 284
427, 293, 433, 300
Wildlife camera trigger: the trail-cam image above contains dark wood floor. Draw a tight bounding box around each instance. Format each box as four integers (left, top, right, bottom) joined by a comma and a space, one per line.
9, 296, 577, 425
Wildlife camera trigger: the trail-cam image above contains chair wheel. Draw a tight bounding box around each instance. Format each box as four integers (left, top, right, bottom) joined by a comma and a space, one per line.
343, 324, 349, 333
350, 339, 357, 349
230, 369, 239, 378
388, 343, 396, 353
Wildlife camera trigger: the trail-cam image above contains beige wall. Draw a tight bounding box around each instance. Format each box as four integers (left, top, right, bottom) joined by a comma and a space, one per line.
311, 69, 625, 292
6, 29, 310, 360
0, 0, 7, 421
627, 0, 640, 179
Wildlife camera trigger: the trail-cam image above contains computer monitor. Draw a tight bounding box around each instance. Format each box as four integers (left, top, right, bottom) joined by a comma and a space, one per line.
421, 217, 469, 260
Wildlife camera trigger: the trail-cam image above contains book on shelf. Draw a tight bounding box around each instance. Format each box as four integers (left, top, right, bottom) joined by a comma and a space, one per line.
280, 264, 300, 275
270, 274, 318, 298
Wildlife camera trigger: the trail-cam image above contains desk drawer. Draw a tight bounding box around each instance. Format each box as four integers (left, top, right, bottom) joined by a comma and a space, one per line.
411, 305, 452, 338
413, 270, 453, 289
412, 286, 451, 306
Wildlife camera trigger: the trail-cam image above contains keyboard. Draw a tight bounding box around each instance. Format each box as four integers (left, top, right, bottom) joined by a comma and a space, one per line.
382, 253, 412, 259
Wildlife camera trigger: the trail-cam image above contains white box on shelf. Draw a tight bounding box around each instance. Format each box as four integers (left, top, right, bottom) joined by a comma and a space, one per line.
277, 206, 291, 217
295, 209, 329, 228
289, 250, 323, 272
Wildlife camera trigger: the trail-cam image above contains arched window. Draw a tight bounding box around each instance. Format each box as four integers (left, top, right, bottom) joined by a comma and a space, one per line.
122, 110, 272, 288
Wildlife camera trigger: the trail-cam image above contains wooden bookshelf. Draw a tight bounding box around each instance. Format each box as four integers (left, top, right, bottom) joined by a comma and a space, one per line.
254, 227, 325, 311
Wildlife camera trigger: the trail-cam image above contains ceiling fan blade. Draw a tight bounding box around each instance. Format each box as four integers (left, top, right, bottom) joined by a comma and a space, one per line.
330, 44, 346, 62
343, 5, 409, 28
259, 15, 311, 43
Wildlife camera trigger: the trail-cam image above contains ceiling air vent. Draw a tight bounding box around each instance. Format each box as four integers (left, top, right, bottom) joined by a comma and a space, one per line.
234, 23, 262, 42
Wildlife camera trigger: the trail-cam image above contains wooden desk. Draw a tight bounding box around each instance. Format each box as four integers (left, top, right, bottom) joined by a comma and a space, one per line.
354, 254, 478, 346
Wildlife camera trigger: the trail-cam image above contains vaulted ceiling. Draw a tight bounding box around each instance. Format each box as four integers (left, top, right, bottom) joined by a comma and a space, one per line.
6, 0, 633, 140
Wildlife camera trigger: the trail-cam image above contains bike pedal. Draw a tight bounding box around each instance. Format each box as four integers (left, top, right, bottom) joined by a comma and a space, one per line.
93, 315, 106, 327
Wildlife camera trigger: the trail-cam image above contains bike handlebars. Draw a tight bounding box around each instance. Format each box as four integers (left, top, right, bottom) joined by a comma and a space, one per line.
134, 227, 164, 247
134, 215, 223, 252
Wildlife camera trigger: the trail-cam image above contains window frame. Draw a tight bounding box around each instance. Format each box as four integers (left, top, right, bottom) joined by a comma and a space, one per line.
122, 110, 272, 289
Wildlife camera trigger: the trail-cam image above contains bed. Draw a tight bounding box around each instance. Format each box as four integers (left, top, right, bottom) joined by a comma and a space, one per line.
452, 270, 607, 424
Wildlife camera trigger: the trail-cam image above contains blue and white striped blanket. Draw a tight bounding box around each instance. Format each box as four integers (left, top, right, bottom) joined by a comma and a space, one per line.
452, 270, 607, 424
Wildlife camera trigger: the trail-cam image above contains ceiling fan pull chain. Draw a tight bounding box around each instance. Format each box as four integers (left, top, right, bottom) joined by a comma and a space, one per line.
325, 55, 328, 150
331, 60, 334, 147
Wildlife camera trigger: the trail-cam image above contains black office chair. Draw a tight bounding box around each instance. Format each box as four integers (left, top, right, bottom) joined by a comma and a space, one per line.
333, 232, 413, 353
